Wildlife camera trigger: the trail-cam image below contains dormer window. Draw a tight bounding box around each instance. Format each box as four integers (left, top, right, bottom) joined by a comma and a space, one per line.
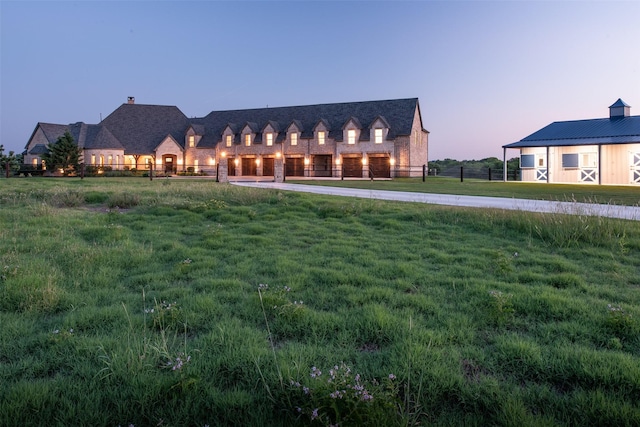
245, 134, 252, 146
318, 131, 325, 145
347, 130, 356, 145
226, 135, 232, 147
291, 133, 298, 146
266, 133, 273, 146
374, 129, 383, 144
188, 135, 195, 147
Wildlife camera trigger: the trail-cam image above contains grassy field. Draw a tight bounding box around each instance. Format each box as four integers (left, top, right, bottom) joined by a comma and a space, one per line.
287, 177, 640, 207
1, 178, 639, 426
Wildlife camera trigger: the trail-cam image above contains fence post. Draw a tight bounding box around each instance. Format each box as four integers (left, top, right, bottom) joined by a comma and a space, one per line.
488, 168, 492, 181
216, 163, 219, 182
5, 162, 9, 179
422, 164, 426, 182
460, 166, 464, 183
150, 162, 153, 181
80, 163, 84, 180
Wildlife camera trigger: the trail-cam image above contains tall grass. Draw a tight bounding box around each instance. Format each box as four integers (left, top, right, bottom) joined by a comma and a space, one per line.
0, 178, 639, 426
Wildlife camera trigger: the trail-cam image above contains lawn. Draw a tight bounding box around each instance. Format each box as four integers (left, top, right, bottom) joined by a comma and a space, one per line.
287, 177, 640, 207
1, 178, 639, 426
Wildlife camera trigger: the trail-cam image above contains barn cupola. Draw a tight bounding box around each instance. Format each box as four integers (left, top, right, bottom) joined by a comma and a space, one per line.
609, 98, 630, 119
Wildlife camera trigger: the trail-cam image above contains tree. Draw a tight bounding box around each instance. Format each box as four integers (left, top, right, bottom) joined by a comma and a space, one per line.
41, 131, 83, 176
0, 144, 22, 177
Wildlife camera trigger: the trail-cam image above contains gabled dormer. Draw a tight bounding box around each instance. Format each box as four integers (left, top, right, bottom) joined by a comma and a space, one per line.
342, 116, 362, 145
313, 119, 331, 146
185, 124, 204, 148
287, 120, 304, 146
241, 122, 260, 146
222, 123, 239, 147
369, 115, 390, 144
261, 121, 280, 147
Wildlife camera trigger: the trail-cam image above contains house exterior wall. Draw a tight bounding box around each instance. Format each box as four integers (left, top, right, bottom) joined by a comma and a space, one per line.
408, 106, 428, 176
84, 149, 125, 170
23, 127, 49, 166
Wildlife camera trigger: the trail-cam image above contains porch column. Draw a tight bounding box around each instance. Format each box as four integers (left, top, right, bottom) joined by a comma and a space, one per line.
503, 148, 507, 182
274, 155, 284, 183
218, 157, 229, 183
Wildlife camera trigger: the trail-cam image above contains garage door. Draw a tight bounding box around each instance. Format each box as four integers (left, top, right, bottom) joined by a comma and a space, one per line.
227, 158, 236, 177
263, 157, 274, 177
369, 156, 390, 178
285, 157, 304, 176
241, 158, 257, 176
342, 157, 362, 178
312, 155, 332, 177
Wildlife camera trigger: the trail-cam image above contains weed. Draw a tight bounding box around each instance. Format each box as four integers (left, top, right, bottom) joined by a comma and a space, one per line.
488, 290, 515, 326
605, 304, 636, 338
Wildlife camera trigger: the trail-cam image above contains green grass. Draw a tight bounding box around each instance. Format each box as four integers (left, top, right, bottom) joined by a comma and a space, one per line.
1, 178, 639, 426
288, 177, 640, 206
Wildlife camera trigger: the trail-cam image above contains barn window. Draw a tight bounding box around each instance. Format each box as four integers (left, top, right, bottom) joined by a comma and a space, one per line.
562, 154, 579, 168
520, 154, 534, 168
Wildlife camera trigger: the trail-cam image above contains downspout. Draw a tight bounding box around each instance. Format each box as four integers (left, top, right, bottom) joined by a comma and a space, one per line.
502, 147, 507, 182
546, 146, 550, 183
598, 144, 602, 185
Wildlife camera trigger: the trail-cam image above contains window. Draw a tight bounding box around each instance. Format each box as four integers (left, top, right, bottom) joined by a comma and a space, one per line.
100, 155, 104, 166
581, 153, 596, 168
347, 130, 356, 145
32, 158, 38, 166
226, 135, 232, 147
91, 154, 96, 165
538, 157, 545, 167
291, 133, 298, 146
375, 129, 383, 144
318, 131, 325, 145
245, 134, 251, 146
562, 153, 579, 168
520, 154, 534, 168
108, 155, 113, 165
266, 133, 273, 146
188, 135, 195, 147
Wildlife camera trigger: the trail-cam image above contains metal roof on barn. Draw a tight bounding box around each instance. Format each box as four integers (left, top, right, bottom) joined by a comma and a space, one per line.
503, 115, 640, 148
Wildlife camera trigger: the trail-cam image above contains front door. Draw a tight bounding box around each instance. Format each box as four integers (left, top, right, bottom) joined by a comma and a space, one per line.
164, 155, 176, 173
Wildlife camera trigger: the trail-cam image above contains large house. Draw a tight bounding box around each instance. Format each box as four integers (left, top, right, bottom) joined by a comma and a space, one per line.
502, 99, 640, 185
24, 97, 428, 181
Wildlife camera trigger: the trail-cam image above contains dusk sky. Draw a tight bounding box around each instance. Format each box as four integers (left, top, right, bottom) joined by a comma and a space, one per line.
1, 1, 639, 160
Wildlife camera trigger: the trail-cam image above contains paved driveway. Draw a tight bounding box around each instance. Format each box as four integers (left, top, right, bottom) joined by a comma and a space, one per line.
232, 181, 640, 221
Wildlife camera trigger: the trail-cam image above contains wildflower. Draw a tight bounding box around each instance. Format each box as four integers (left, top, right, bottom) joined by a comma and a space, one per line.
69, 328, 74, 333
284, 286, 291, 292
311, 408, 319, 420
303, 386, 310, 395
53, 329, 59, 334
388, 373, 396, 380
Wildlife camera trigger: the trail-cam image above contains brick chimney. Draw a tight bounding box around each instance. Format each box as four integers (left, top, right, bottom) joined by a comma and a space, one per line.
127, 96, 135, 105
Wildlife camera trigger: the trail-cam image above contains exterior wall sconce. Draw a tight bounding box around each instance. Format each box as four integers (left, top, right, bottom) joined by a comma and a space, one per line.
221, 151, 227, 158
177, 158, 183, 165
276, 151, 282, 158
362, 157, 367, 165
234, 158, 239, 166
210, 158, 216, 166
156, 158, 162, 165
335, 157, 341, 165
255, 158, 261, 166
304, 157, 310, 166
390, 157, 396, 166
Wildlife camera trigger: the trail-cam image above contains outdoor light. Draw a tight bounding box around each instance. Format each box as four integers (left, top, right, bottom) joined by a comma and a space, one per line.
304, 157, 310, 166
362, 157, 367, 165
177, 158, 183, 165
234, 158, 239, 166
221, 151, 227, 158
210, 158, 216, 166
156, 158, 162, 165
255, 158, 261, 166
335, 158, 341, 165
390, 158, 395, 166
276, 151, 282, 158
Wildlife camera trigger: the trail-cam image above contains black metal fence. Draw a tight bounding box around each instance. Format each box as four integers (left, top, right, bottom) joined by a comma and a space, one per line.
433, 166, 520, 181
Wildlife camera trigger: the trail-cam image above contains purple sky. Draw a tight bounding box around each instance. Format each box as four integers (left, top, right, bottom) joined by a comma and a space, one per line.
2, 1, 639, 160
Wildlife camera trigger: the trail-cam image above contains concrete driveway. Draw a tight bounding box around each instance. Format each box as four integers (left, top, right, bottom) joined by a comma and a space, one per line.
232, 181, 640, 221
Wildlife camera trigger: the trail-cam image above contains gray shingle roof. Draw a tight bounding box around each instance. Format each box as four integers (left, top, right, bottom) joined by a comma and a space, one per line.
193, 98, 420, 148
503, 115, 640, 148
100, 104, 190, 154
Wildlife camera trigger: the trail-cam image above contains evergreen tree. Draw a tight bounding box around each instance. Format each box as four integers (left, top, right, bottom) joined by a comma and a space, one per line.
41, 131, 82, 176
0, 144, 22, 176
